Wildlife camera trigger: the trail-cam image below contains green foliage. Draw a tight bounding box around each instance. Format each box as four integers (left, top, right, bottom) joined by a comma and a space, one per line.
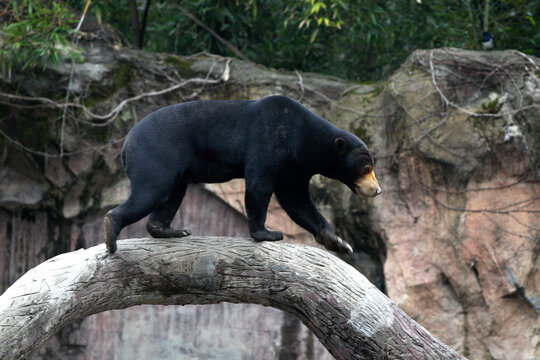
0, 0, 83, 74
285, 0, 345, 31
65, 0, 540, 81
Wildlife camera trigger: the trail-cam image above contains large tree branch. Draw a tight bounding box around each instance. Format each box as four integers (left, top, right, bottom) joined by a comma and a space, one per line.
0, 237, 466, 360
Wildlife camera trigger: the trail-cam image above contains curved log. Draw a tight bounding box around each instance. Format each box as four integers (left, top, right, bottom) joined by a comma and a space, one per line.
0, 237, 466, 360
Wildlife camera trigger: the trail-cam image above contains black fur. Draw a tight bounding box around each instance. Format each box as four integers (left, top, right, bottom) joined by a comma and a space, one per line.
104, 96, 376, 254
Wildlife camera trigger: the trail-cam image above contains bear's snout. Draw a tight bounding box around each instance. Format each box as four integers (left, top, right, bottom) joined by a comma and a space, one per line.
354, 170, 381, 197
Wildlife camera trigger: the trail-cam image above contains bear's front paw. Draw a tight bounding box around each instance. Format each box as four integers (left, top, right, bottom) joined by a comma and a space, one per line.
315, 229, 353, 254
251, 230, 284, 242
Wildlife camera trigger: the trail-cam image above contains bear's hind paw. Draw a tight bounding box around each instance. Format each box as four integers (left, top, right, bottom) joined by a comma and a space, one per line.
251, 230, 283, 242
147, 222, 191, 239
104, 212, 119, 254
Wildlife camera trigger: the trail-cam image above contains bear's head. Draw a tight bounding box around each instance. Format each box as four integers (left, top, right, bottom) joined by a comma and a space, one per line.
333, 137, 382, 197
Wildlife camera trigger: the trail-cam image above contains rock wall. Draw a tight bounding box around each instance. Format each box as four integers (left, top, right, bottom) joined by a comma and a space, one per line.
1, 43, 539, 359
332, 50, 540, 359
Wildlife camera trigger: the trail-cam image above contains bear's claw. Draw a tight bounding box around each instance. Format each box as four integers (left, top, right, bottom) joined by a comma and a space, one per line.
315, 229, 353, 254
147, 221, 192, 238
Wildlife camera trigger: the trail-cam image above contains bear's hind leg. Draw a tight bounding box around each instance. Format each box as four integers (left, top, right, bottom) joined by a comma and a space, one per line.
105, 177, 176, 253
146, 182, 191, 238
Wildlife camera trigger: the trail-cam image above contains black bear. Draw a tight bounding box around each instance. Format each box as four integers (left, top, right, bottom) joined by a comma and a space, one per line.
104, 95, 381, 254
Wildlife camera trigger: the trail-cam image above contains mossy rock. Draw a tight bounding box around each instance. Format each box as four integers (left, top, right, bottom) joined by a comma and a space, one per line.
112, 62, 135, 89
480, 98, 502, 114
353, 125, 372, 146
84, 61, 135, 102
164, 55, 195, 77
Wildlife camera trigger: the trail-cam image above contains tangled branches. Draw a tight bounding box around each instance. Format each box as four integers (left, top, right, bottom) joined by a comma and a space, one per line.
0, 52, 231, 158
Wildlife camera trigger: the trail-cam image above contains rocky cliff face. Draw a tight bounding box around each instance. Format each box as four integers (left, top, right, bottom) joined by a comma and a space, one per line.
0, 43, 538, 359
356, 50, 540, 359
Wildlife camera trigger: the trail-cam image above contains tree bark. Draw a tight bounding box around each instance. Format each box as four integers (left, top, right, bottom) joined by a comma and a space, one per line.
129, 0, 152, 50
128, 0, 142, 49
0, 237, 466, 360
139, 0, 152, 49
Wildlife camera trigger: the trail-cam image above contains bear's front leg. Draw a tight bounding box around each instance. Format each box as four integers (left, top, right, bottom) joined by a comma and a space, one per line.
244, 175, 283, 242
315, 226, 353, 254
274, 179, 353, 254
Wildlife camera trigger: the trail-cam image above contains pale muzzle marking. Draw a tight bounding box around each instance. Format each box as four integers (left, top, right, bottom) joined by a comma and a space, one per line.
355, 169, 382, 197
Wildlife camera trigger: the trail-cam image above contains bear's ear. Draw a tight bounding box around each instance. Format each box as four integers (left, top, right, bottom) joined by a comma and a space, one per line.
333, 137, 349, 156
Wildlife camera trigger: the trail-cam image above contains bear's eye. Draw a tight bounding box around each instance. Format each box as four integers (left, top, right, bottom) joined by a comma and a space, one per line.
360, 165, 372, 176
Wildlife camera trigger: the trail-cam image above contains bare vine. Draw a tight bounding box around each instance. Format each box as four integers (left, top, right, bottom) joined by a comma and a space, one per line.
0, 55, 231, 159
378, 48, 540, 218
